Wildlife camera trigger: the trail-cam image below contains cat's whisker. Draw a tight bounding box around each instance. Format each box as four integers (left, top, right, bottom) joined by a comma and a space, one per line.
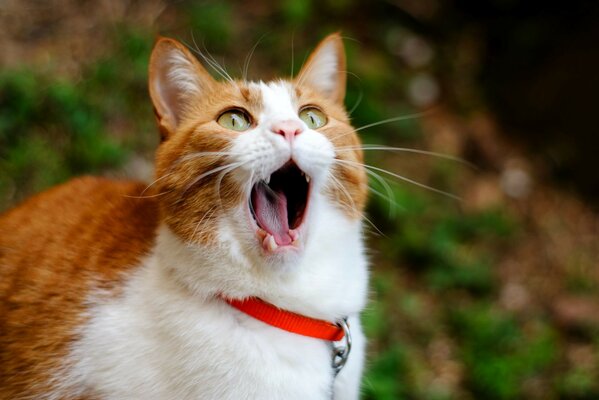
188, 34, 234, 83
348, 89, 363, 116
122, 191, 173, 200
328, 110, 435, 143
332, 159, 399, 218
328, 172, 385, 237
245, 171, 261, 230
329, 172, 356, 213
362, 218, 386, 238
128, 172, 177, 199
290, 32, 295, 78
326, 130, 355, 144
364, 169, 400, 218
354, 110, 434, 133
243, 34, 267, 81
201, 54, 233, 83
260, 180, 285, 201
175, 151, 241, 165
367, 185, 401, 217
196, 46, 234, 83
338, 197, 385, 237
294, 53, 315, 88
246, 171, 256, 215
214, 171, 227, 206
335, 145, 475, 168
343, 70, 362, 82
335, 158, 461, 201
189, 205, 218, 245
214, 161, 249, 208
182, 162, 246, 197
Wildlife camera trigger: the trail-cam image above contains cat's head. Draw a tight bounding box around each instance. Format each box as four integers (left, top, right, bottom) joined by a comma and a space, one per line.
149, 34, 367, 274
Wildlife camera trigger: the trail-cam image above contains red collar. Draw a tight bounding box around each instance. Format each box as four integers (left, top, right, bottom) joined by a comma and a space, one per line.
222, 296, 345, 341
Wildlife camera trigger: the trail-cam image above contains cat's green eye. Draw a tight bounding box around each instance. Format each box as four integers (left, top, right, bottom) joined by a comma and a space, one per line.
217, 110, 251, 132
299, 107, 327, 129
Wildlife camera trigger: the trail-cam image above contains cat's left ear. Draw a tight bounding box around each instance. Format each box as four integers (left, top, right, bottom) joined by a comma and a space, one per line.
295, 33, 346, 105
149, 37, 216, 140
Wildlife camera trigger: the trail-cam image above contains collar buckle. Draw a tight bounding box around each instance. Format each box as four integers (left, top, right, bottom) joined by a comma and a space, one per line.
331, 318, 351, 376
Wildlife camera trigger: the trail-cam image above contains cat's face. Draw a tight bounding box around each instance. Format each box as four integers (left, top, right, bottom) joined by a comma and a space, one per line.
149, 34, 367, 268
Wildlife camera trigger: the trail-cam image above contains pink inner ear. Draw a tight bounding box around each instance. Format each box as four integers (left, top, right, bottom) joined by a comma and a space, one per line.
295, 35, 345, 103
150, 40, 214, 137
301, 43, 338, 94
251, 183, 293, 246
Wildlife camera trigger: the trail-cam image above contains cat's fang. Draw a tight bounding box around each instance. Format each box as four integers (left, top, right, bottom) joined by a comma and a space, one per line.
289, 229, 299, 241
300, 171, 310, 183
263, 234, 278, 251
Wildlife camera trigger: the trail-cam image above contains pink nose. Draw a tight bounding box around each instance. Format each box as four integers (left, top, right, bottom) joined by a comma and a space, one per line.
271, 120, 303, 143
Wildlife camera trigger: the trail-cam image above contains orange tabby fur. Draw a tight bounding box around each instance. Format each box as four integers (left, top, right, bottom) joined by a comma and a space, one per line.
0, 178, 158, 398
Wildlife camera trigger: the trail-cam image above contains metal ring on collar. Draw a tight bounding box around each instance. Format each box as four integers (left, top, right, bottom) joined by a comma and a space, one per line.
331, 318, 351, 375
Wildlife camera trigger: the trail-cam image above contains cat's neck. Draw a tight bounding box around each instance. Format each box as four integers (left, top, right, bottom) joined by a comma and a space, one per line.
152, 202, 368, 320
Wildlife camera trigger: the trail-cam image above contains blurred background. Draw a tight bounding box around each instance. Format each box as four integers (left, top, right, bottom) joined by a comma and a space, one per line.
1, 0, 598, 398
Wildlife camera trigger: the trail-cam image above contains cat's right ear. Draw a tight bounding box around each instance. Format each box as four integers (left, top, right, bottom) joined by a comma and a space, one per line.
149, 37, 215, 140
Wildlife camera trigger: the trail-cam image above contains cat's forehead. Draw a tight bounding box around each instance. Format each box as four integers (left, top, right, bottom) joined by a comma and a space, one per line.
200, 78, 346, 127
247, 81, 298, 118
215, 80, 320, 117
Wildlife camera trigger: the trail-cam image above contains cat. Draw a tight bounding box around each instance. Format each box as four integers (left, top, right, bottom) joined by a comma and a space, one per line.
0, 33, 369, 399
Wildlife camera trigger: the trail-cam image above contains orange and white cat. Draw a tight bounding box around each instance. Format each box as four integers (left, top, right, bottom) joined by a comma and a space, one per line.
0, 33, 368, 399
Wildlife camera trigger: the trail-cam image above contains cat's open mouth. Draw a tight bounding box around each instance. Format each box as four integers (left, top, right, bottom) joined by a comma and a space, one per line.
250, 162, 311, 251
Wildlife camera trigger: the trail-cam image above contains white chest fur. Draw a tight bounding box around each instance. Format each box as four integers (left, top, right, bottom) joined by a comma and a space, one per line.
59, 203, 368, 399
65, 265, 364, 399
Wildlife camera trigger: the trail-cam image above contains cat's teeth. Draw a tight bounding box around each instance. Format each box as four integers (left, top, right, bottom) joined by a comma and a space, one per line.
288, 229, 300, 246
263, 234, 278, 251
289, 229, 299, 241
300, 171, 310, 183
264, 175, 270, 184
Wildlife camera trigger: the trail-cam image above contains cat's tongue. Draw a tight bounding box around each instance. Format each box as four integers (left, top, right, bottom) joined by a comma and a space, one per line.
251, 182, 293, 246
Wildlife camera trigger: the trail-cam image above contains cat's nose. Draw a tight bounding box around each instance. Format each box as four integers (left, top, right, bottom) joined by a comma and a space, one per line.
271, 120, 303, 143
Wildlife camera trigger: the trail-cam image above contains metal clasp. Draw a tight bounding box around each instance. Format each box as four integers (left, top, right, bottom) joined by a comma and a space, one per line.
331, 318, 351, 376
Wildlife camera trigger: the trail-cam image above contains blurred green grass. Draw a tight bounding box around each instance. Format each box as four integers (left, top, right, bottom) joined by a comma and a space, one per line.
0, 27, 156, 208
1, 1, 599, 399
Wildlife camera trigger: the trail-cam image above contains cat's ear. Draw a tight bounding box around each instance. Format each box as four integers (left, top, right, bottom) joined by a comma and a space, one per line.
149, 37, 215, 140
295, 33, 346, 105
